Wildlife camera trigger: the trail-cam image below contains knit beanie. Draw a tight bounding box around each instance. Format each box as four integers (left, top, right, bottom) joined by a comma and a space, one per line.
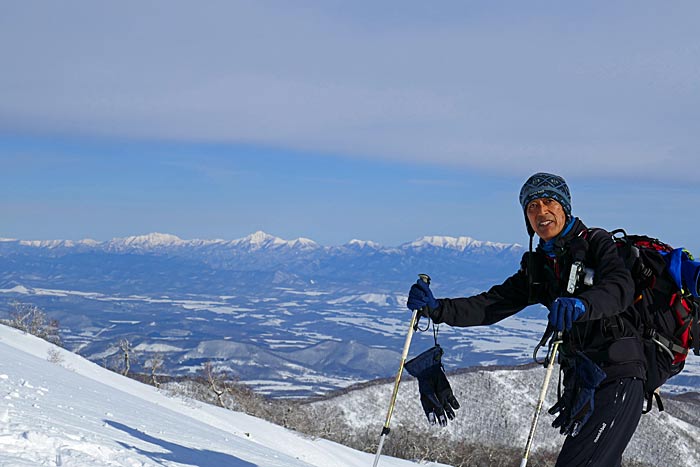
519, 172, 572, 235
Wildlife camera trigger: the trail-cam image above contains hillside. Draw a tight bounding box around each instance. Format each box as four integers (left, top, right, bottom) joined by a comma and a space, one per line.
309, 363, 700, 467
0, 323, 446, 467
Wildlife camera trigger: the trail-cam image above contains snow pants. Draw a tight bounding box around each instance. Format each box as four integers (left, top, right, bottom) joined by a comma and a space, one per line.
554, 377, 644, 467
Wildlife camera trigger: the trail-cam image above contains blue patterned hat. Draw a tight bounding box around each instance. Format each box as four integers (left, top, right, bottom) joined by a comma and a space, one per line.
519, 172, 572, 223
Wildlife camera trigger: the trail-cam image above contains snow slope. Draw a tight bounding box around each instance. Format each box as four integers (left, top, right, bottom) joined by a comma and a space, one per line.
0, 324, 447, 467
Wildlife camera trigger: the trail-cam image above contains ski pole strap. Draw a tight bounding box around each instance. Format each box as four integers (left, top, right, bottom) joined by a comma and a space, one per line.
412, 310, 440, 345
533, 325, 556, 365
414, 273, 432, 333
413, 313, 422, 331
546, 332, 563, 366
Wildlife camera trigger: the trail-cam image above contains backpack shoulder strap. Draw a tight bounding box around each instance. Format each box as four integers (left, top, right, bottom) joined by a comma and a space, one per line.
692, 298, 700, 357
568, 227, 602, 263
579, 227, 614, 252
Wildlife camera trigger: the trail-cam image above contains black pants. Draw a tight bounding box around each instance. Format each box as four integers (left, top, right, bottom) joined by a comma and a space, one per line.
555, 377, 644, 467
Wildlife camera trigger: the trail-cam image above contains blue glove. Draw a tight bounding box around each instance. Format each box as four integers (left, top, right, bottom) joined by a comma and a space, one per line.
406, 278, 439, 315
548, 297, 585, 331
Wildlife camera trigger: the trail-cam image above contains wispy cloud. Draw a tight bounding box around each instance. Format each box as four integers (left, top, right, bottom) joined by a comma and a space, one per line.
157, 157, 246, 184
1, 1, 698, 180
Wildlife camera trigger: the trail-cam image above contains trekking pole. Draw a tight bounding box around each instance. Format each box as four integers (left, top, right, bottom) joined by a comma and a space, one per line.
373, 273, 430, 467
520, 332, 562, 467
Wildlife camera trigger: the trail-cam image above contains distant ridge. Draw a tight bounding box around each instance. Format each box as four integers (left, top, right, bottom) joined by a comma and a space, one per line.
0, 229, 529, 397
2, 230, 522, 253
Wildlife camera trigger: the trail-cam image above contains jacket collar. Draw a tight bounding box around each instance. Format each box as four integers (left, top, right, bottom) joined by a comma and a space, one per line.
538, 217, 587, 256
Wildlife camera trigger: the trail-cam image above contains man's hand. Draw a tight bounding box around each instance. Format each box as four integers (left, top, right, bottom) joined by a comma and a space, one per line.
407, 278, 439, 315
548, 297, 585, 331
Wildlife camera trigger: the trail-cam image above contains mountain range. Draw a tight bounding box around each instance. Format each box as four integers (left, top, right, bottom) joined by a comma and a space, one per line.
0, 231, 522, 292
1, 231, 699, 398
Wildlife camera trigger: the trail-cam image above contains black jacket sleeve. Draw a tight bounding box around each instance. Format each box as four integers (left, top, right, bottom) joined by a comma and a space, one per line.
429, 228, 634, 328
430, 266, 530, 327
576, 229, 635, 321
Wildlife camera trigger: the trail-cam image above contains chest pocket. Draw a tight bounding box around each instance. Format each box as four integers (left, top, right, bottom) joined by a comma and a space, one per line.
522, 252, 567, 304
564, 233, 600, 296
522, 234, 598, 305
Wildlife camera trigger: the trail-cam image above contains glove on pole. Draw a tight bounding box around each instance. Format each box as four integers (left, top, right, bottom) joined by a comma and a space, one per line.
407, 275, 439, 315
404, 345, 460, 426
520, 332, 562, 467
373, 274, 430, 467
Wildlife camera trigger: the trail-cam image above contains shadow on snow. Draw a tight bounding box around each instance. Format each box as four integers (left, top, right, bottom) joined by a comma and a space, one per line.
105, 419, 258, 467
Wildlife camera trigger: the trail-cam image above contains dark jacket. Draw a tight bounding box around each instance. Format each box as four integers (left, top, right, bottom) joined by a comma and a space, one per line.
430, 218, 646, 382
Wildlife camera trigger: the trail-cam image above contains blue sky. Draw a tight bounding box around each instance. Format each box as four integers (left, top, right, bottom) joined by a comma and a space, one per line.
1, 1, 699, 252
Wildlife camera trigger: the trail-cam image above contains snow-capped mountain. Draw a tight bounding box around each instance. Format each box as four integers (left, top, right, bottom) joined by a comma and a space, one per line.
0, 230, 519, 256
404, 235, 521, 253
227, 230, 320, 251
17, 238, 101, 249
345, 239, 382, 250
0, 230, 524, 293
106, 232, 191, 251
0, 323, 446, 467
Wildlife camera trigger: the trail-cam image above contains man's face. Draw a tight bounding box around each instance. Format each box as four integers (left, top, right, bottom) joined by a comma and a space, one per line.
526, 198, 567, 241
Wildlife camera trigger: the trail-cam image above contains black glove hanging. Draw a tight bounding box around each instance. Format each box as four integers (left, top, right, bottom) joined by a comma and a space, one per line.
404, 345, 460, 426
548, 351, 606, 437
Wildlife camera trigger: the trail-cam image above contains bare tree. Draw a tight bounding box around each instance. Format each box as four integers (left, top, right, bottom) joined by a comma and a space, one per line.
202, 361, 229, 408
5, 302, 62, 346
46, 347, 64, 365
148, 353, 164, 388
118, 339, 133, 376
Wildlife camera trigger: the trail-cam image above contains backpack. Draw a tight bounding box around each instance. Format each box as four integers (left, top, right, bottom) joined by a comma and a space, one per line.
606, 229, 700, 412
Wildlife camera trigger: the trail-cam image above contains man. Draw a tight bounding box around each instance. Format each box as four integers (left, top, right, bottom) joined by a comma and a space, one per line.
407, 172, 646, 466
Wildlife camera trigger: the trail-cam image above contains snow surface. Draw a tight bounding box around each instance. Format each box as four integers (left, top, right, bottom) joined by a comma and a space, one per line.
0, 324, 447, 467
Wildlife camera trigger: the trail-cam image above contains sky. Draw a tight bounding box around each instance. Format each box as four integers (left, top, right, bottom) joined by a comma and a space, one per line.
1, 1, 699, 252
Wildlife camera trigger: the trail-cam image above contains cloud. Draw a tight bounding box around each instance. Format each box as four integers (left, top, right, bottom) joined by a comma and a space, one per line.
1, 1, 699, 179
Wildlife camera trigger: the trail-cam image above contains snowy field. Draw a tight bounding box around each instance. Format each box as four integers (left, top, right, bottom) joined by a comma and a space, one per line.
0, 324, 447, 467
